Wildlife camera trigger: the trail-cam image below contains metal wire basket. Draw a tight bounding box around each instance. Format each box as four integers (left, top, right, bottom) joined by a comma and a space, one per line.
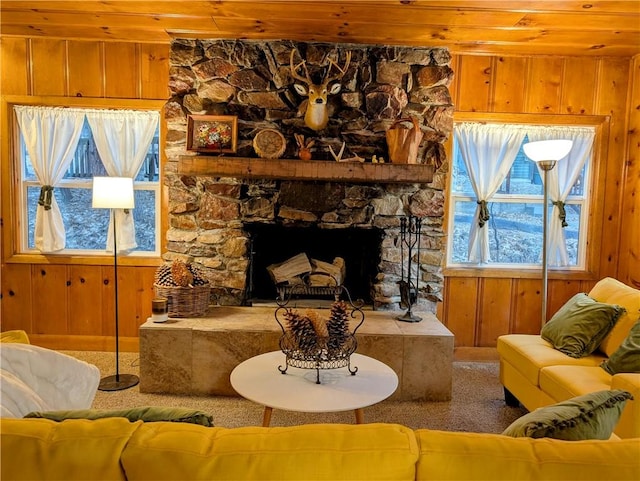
274, 285, 365, 383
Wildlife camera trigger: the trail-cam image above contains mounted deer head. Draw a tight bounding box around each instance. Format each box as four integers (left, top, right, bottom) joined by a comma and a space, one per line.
289, 49, 351, 131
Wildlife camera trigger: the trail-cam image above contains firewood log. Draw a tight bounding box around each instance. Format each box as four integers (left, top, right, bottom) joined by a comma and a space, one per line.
267, 252, 312, 284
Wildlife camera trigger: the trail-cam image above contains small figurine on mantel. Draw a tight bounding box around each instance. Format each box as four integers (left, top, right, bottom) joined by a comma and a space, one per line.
294, 133, 315, 160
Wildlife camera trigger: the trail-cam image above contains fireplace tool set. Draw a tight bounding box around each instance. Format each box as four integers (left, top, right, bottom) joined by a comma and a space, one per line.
274, 276, 365, 384
397, 215, 423, 322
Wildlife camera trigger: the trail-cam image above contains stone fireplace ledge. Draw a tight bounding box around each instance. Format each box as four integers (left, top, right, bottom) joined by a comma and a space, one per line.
139, 306, 454, 402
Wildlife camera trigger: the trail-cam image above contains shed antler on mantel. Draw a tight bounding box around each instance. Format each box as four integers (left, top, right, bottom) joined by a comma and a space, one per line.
328, 142, 365, 163
290, 49, 351, 131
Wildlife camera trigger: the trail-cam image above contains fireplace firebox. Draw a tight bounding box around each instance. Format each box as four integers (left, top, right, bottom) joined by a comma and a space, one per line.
244, 223, 383, 305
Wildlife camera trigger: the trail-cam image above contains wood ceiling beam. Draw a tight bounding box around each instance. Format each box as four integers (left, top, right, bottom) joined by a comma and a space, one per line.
1, 1, 638, 57
3, 4, 638, 30
2, 0, 638, 16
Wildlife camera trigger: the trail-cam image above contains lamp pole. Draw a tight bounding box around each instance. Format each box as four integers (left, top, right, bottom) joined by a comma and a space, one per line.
93, 176, 139, 391
112, 210, 120, 383
523, 139, 573, 330
538, 160, 556, 327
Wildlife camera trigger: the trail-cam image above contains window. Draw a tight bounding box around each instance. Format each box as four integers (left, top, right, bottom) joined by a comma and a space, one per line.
16, 109, 161, 256
447, 122, 594, 270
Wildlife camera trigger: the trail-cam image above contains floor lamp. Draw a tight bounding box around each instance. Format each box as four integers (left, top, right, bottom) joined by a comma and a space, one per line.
92, 176, 140, 391
523, 140, 573, 328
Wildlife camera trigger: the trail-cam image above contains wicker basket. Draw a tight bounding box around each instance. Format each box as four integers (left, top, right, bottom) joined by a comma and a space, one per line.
153, 283, 211, 318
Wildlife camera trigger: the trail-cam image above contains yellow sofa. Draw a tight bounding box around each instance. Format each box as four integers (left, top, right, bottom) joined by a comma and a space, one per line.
498, 277, 640, 439
1, 418, 639, 480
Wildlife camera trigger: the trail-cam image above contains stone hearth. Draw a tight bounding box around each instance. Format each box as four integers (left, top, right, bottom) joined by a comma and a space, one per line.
139, 307, 454, 402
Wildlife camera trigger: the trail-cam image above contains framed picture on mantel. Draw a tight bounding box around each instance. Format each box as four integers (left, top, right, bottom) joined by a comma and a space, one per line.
187, 114, 238, 153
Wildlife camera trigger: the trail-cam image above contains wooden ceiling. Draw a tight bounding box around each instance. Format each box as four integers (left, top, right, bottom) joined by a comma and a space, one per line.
1, 1, 639, 57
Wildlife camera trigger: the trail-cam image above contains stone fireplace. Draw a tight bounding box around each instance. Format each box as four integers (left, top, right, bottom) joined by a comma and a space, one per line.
163, 39, 452, 312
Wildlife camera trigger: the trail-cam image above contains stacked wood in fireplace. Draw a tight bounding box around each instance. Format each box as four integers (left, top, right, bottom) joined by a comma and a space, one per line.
267, 252, 346, 287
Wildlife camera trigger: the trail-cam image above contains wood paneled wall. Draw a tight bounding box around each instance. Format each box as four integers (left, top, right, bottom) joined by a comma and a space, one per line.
0, 37, 169, 351
1, 37, 637, 350
439, 53, 638, 346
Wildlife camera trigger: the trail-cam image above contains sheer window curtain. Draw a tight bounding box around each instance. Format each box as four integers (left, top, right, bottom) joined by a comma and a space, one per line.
454, 123, 527, 263
86, 110, 159, 253
527, 126, 595, 266
14, 106, 86, 253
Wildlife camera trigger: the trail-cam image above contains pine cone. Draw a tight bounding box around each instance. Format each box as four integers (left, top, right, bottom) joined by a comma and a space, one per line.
284, 309, 318, 353
327, 300, 350, 352
307, 310, 328, 338
296, 319, 319, 353
284, 309, 307, 337
154, 264, 175, 287
187, 262, 210, 286
171, 259, 194, 287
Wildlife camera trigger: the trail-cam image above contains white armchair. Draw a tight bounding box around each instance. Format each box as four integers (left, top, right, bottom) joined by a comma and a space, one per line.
0, 343, 100, 418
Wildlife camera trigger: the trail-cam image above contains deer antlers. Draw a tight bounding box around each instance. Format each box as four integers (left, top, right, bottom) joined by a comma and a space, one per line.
328, 142, 365, 163
289, 49, 352, 86
289, 50, 312, 84
325, 51, 352, 83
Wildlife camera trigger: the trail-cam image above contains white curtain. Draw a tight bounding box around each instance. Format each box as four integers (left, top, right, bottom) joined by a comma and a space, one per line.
14, 106, 86, 252
527, 126, 595, 266
454, 123, 527, 262
86, 109, 159, 252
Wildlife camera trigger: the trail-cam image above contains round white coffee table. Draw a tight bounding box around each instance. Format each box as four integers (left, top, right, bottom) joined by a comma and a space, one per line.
230, 351, 398, 426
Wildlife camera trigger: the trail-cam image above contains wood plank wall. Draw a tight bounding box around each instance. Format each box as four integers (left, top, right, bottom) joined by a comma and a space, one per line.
0, 38, 169, 351
1, 37, 637, 350
440, 53, 638, 347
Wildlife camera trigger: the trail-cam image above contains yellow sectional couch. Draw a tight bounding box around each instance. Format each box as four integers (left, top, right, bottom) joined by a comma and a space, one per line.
498, 278, 640, 439
1, 418, 639, 480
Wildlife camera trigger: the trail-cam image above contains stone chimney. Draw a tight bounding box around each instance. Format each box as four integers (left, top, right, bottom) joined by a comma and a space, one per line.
163, 39, 452, 311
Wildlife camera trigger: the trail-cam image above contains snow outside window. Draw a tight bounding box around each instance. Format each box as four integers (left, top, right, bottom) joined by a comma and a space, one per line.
17, 108, 161, 256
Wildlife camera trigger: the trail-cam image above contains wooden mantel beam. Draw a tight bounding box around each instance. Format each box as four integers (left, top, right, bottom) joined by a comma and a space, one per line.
178, 156, 434, 184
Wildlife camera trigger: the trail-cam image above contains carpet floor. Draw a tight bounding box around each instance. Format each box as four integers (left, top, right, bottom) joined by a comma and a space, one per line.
64, 351, 528, 433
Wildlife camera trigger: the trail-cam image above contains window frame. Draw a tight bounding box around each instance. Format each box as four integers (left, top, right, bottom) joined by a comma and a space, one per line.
2, 95, 167, 267
444, 112, 609, 281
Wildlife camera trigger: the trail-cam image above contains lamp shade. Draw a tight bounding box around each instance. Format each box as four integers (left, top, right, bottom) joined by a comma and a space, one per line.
92, 176, 135, 209
523, 139, 573, 162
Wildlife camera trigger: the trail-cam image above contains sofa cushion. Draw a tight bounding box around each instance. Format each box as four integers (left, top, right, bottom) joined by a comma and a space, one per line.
121, 422, 419, 481
501, 389, 633, 440
540, 293, 623, 358
415, 429, 640, 481
589, 277, 640, 356
611, 373, 640, 439
0, 417, 139, 480
539, 365, 613, 402
497, 335, 604, 387
601, 321, 640, 375
25, 406, 214, 426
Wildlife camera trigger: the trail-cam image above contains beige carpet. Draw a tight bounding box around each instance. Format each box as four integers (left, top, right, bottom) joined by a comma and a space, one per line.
64, 351, 528, 433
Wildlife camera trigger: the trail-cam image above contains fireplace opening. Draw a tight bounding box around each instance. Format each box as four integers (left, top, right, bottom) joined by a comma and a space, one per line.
244, 223, 383, 306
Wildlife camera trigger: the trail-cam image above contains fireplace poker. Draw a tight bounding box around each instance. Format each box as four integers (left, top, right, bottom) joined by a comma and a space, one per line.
397, 215, 422, 322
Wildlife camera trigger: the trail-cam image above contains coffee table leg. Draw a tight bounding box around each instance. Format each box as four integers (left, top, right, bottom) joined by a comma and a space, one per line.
262, 406, 273, 427
354, 408, 364, 424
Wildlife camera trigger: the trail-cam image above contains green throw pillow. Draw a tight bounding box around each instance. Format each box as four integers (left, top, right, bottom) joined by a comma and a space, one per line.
502, 389, 633, 440
25, 406, 214, 427
541, 292, 624, 358
601, 320, 640, 375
